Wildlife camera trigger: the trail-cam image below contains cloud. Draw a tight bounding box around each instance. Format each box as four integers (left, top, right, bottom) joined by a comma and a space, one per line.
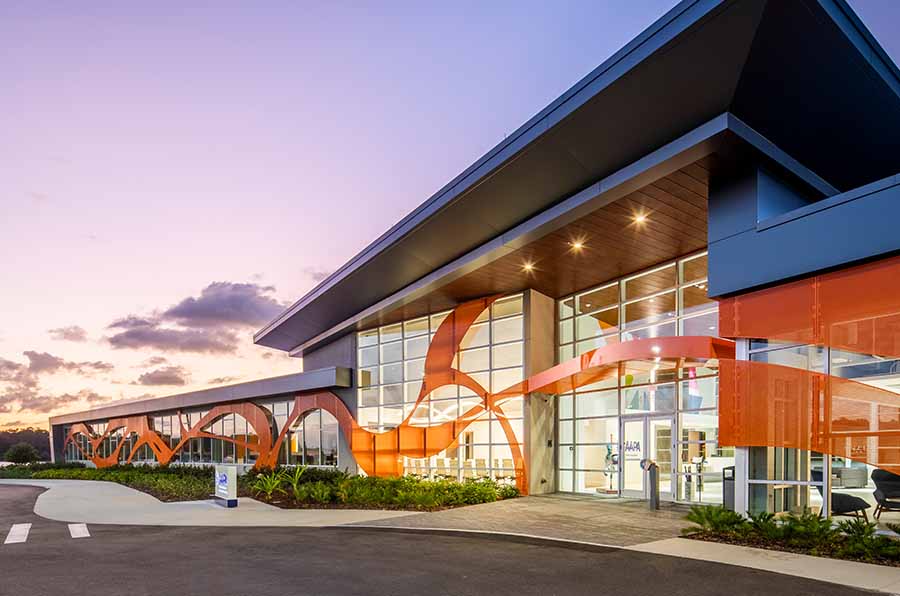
105, 281, 287, 354
302, 266, 332, 283
139, 356, 169, 367
108, 325, 239, 354
48, 325, 88, 342
208, 376, 239, 385
0, 351, 117, 417
135, 366, 189, 386
163, 282, 286, 329
15, 389, 109, 414
23, 351, 114, 376
109, 315, 158, 330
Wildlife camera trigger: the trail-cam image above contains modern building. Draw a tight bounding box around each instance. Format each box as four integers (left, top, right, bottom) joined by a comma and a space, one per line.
50, 0, 900, 519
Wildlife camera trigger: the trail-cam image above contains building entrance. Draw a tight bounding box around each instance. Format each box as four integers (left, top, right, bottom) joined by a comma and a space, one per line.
621, 415, 674, 500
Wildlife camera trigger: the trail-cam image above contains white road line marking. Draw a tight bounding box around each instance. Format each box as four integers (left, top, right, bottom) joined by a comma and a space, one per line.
68, 523, 90, 539
4, 523, 32, 545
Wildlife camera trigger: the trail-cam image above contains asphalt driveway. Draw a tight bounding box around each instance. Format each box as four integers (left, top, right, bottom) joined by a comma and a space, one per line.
0, 485, 878, 596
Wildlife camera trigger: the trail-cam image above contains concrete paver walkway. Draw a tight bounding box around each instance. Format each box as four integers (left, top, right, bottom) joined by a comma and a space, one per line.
0, 479, 411, 526
354, 493, 688, 546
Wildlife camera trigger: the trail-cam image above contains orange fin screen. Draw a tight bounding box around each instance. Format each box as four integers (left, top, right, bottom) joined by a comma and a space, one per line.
718, 254, 900, 473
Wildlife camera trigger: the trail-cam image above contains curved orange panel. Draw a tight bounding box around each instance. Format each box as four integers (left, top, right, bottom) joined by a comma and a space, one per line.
719, 359, 900, 474
63, 401, 276, 470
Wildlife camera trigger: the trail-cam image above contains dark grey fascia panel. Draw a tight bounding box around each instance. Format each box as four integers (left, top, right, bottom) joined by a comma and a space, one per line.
708, 173, 900, 297
292, 113, 828, 356
48, 367, 352, 426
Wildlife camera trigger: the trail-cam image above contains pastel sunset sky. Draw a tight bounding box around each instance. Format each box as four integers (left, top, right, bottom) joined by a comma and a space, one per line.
2, 0, 898, 430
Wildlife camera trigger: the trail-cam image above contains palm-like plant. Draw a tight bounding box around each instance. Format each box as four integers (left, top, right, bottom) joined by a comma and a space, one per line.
251, 469, 286, 500
286, 465, 308, 501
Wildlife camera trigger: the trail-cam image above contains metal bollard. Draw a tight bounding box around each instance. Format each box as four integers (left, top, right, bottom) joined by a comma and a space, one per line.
641, 459, 660, 510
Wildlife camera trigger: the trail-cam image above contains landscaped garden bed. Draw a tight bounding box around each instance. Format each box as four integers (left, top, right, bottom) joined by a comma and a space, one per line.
682, 504, 900, 567
244, 466, 518, 511
0, 463, 518, 510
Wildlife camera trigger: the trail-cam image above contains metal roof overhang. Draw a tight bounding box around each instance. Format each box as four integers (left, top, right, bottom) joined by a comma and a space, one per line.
289, 113, 831, 356
255, 0, 900, 354
48, 367, 351, 426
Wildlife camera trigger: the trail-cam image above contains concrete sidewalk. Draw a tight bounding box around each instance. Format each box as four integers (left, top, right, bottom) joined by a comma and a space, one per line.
630, 537, 900, 595
0, 479, 412, 527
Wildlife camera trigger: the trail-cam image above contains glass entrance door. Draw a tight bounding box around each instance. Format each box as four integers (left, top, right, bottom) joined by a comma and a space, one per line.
621, 416, 674, 500
621, 418, 645, 497
648, 416, 674, 499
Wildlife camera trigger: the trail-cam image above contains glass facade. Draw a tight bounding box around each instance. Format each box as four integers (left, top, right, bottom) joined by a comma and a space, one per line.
556, 252, 731, 502
357, 294, 525, 482
62, 404, 340, 468
744, 340, 900, 518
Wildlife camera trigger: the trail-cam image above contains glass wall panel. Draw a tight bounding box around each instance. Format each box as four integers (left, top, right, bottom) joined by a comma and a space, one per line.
358, 294, 524, 481
557, 251, 723, 501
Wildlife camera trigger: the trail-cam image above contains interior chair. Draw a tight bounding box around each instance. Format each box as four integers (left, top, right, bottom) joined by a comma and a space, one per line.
872, 469, 900, 520
811, 470, 871, 520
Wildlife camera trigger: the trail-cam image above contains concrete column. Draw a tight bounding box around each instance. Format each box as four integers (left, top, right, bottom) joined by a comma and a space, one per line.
523, 289, 556, 494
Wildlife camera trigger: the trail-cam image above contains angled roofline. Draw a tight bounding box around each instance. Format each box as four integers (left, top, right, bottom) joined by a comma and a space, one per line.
289, 112, 834, 356
48, 367, 351, 426
253, 0, 725, 347
255, 0, 900, 353
826, 0, 900, 98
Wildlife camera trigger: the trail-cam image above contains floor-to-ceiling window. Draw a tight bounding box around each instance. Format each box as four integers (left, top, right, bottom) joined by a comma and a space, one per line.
555, 252, 731, 501
356, 294, 525, 482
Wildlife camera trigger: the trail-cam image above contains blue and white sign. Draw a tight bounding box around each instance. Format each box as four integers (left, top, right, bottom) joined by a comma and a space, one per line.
214, 465, 237, 508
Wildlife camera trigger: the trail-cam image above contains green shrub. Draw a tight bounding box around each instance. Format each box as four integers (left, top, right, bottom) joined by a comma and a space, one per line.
497, 484, 520, 500
683, 505, 747, 535
746, 511, 781, 541
4, 443, 40, 464
836, 518, 899, 561
780, 510, 838, 552
250, 469, 286, 500
307, 481, 334, 504
285, 465, 308, 501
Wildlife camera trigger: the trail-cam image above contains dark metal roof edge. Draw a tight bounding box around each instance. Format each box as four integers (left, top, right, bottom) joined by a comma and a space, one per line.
757, 172, 900, 232
253, 0, 722, 346
823, 0, 900, 98
48, 367, 352, 426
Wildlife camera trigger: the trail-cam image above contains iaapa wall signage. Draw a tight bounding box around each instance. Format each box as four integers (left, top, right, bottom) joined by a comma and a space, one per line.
624, 440, 642, 455
214, 465, 238, 508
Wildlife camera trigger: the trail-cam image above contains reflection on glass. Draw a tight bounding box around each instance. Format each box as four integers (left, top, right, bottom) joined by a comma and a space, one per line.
622, 383, 676, 414
624, 292, 677, 329
750, 345, 825, 372
624, 264, 676, 300
577, 284, 618, 314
